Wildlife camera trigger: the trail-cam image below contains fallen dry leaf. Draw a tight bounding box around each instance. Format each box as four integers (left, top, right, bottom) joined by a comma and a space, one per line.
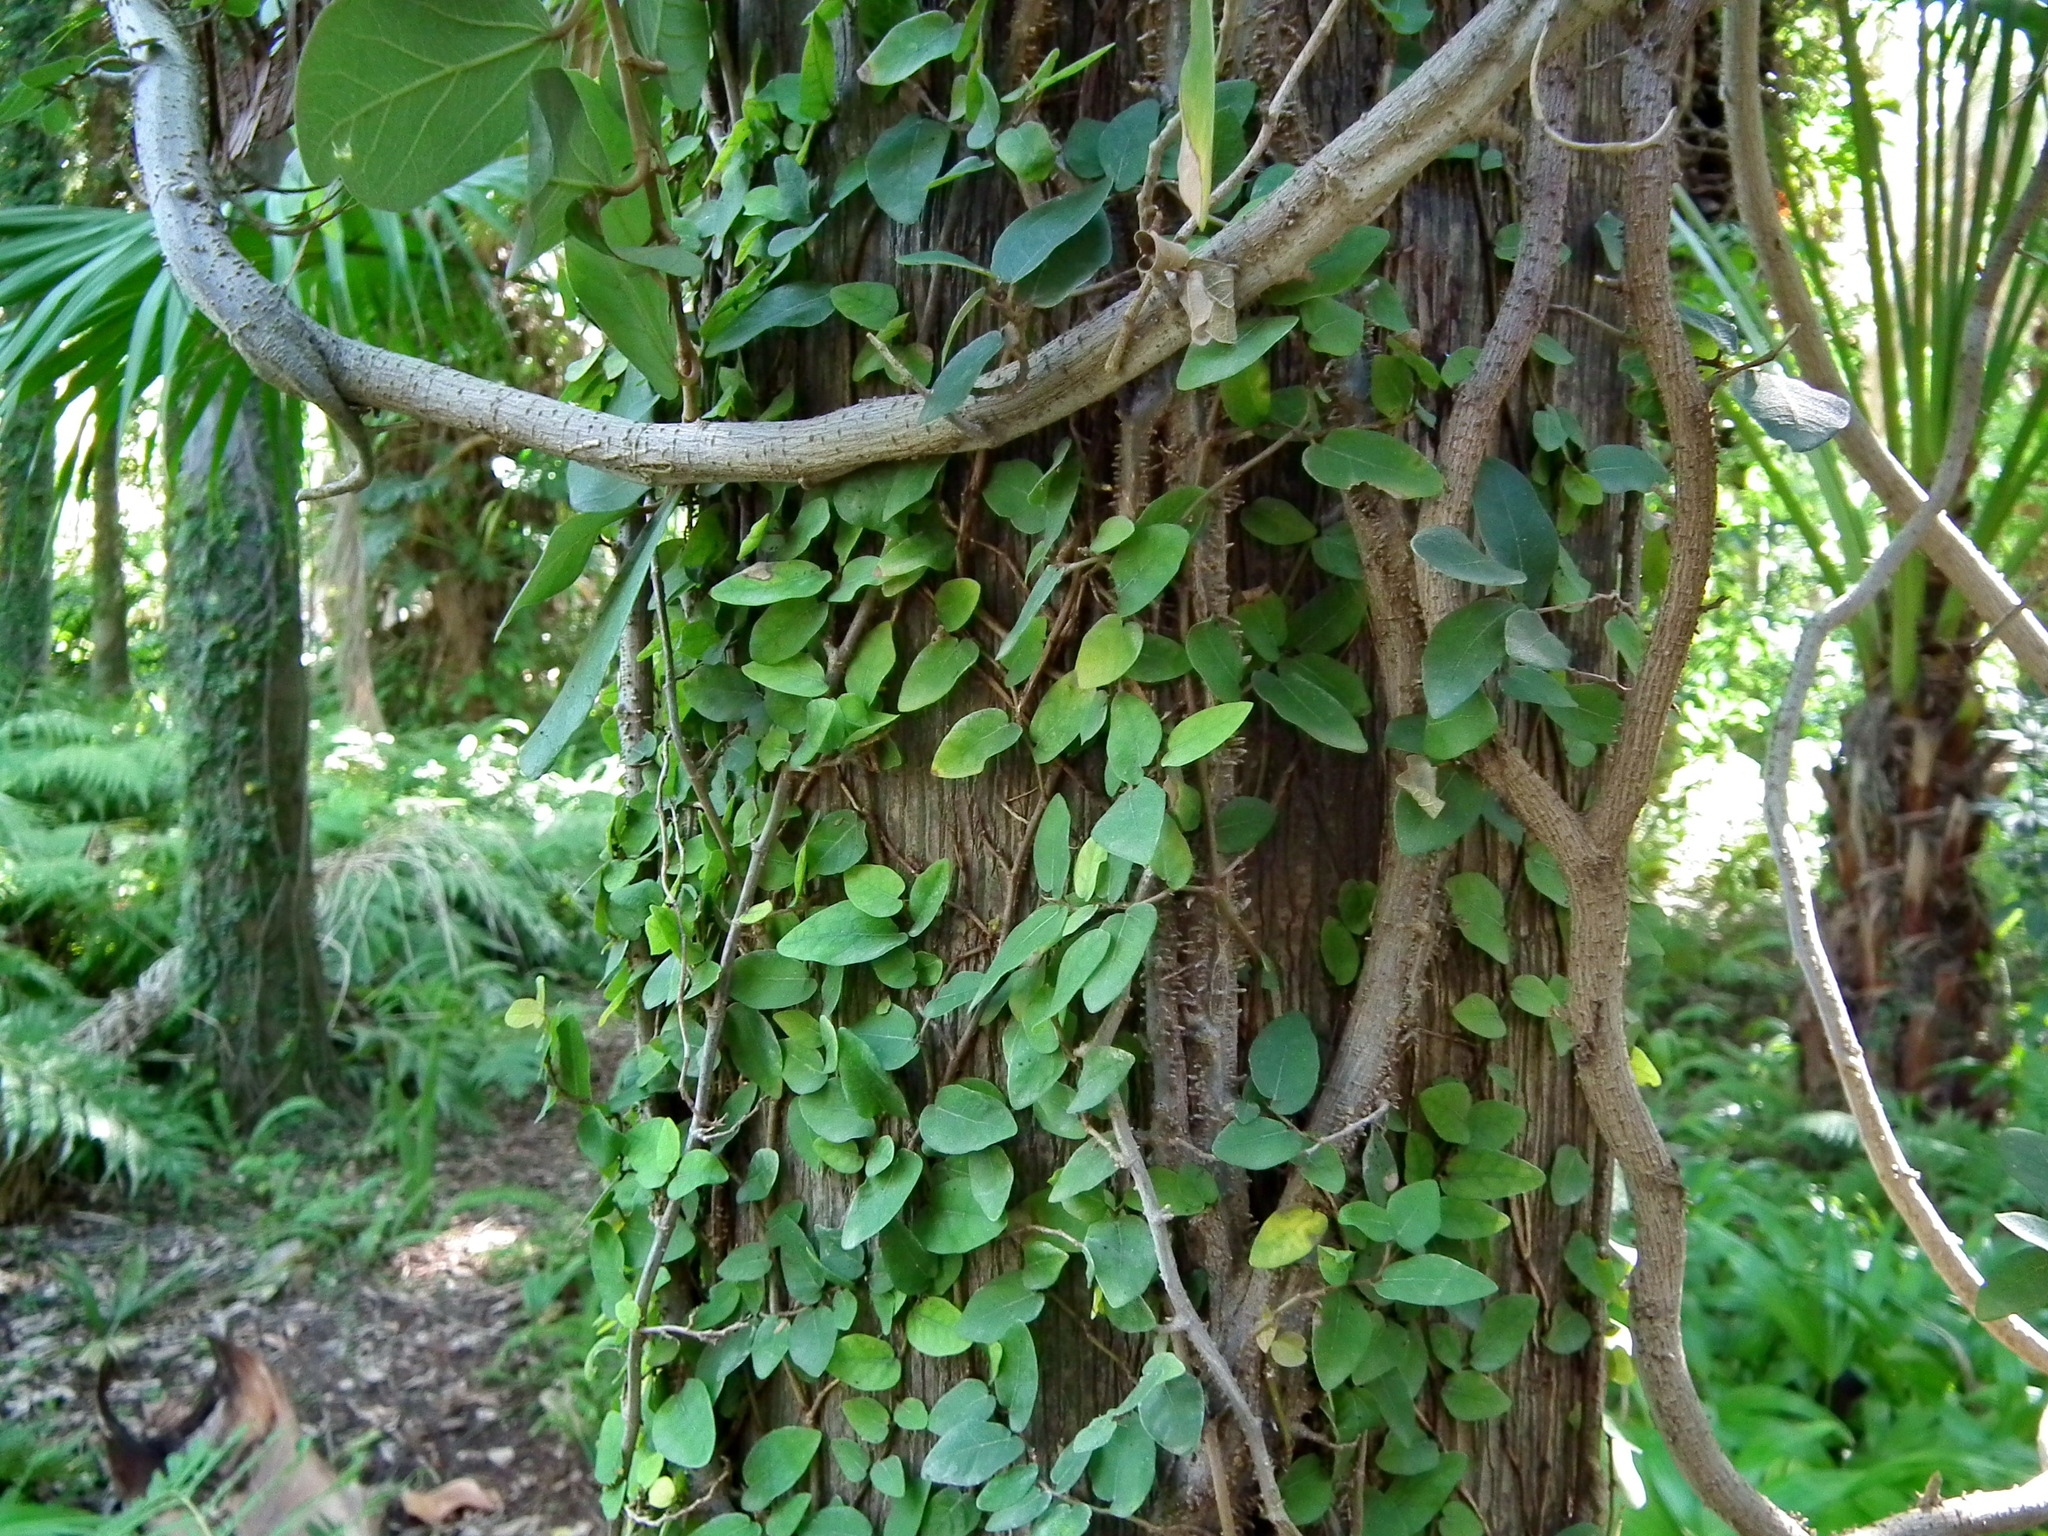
402, 1478, 504, 1525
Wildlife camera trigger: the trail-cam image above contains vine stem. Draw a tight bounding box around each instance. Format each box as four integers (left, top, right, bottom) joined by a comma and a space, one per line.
1105, 1100, 1301, 1536
611, 592, 879, 1521
647, 559, 738, 866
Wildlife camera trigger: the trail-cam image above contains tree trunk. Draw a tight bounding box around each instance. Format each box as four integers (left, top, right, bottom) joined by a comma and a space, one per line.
1802, 567, 2010, 1115
321, 485, 385, 731
591, 4, 1653, 1533
0, 389, 57, 707
90, 413, 132, 700
168, 392, 329, 1119
0, 0, 66, 710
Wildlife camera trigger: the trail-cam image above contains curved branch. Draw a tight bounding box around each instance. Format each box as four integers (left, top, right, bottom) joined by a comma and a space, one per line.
1759, 129, 2048, 1375
1721, 0, 2048, 687
110, 0, 1623, 488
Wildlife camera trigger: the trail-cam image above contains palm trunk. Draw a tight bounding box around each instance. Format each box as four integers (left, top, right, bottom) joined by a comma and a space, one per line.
168, 392, 329, 1120
1802, 568, 2009, 1115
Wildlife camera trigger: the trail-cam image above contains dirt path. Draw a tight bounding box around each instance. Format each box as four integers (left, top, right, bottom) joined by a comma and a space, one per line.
0, 1088, 603, 1536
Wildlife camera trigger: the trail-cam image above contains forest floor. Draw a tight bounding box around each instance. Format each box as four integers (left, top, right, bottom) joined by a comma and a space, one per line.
0, 1078, 606, 1536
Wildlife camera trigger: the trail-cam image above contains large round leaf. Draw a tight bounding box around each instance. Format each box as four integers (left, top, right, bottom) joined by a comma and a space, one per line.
297, 0, 560, 210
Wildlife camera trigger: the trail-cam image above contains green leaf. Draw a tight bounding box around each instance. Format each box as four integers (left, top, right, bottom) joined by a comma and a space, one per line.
1098, 100, 1163, 190
1248, 1012, 1319, 1116
1091, 780, 1167, 864
867, 116, 953, 223
1250, 1207, 1328, 1269
1212, 1113, 1308, 1170
1421, 598, 1511, 718
1186, 618, 1248, 701
1161, 702, 1253, 767
1984, 1245, 2048, 1319
934, 708, 1022, 778
779, 902, 906, 965
924, 1419, 1026, 1487
958, 1272, 1045, 1343
1375, 1254, 1498, 1307
1445, 872, 1511, 963
899, 635, 981, 712
1472, 459, 1558, 606
922, 330, 1008, 422
841, 1151, 924, 1247
1138, 1373, 1206, 1456
2001, 1127, 2048, 1208
1549, 1144, 1593, 1207
521, 505, 667, 776
295, 0, 558, 210
1252, 665, 1368, 752
1313, 1289, 1379, 1390
1034, 794, 1073, 895
566, 232, 682, 399
1409, 526, 1524, 588
1441, 1147, 1546, 1200
1387, 1178, 1441, 1251
1085, 1215, 1158, 1306
1266, 225, 1391, 304
1422, 691, 1497, 761
1301, 429, 1444, 498
1176, 316, 1299, 390
505, 510, 625, 624
1503, 609, 1570, 670
1585, 443, 1667, 493
1111, 524, 1192, 615
1241, 498, 1317, 545
1089, 1417, 1157, 1516
992, 180, 1112, 283
1509, 973, 1562, 1018
701, 282, 836, 356
829, 1334, 904, 1392
1417, 1079, 1472, 1144
649, 1377, 715, 1469
1451, 993, 1506, 1039
742, 1426, 823, 1511
1440, 1370, 1511, 1421
1176, 0, 1216, 222
859, 12, 963, 84
997, 120, 1059, 181
921, 1080, 1019, 1153
1470, 1293, 1540, 1372
624, 0, 710, 109
1075, 615, 1144, 689
1069, 1045, 1137, 1115
712, 559, 832, 607
907, 1296, 972, 1357
1082, 904, 1158, 1011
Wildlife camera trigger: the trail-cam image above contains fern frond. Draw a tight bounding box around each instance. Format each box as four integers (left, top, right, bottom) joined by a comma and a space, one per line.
0, 1016, 201, 1189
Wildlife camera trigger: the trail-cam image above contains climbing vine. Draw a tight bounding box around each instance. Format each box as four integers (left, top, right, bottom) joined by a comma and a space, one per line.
104, 0, 1855, 1531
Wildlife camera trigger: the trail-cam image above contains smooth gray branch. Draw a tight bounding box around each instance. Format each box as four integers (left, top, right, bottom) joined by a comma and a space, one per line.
110, 0, 1621, 488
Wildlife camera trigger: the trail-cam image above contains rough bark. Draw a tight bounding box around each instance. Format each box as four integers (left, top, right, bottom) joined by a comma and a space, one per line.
0, 0, 67, 709
168, 392, 329, 1120
679, 2, 1641, 1531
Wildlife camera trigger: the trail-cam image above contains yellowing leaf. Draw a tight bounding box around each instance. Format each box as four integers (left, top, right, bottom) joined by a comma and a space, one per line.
1630, 1047, 1662, 1087
1249, 1207, 1328, 1269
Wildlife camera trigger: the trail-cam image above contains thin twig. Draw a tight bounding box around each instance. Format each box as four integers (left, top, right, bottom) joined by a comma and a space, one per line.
1759, 127, 2048, 1376
1105, 1101, 1301, 1536
1193, 0, 1353, 223
647, 559, 737, 865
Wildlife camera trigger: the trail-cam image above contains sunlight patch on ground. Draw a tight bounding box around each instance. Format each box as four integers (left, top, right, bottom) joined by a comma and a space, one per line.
392, 1219, 524, 1282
